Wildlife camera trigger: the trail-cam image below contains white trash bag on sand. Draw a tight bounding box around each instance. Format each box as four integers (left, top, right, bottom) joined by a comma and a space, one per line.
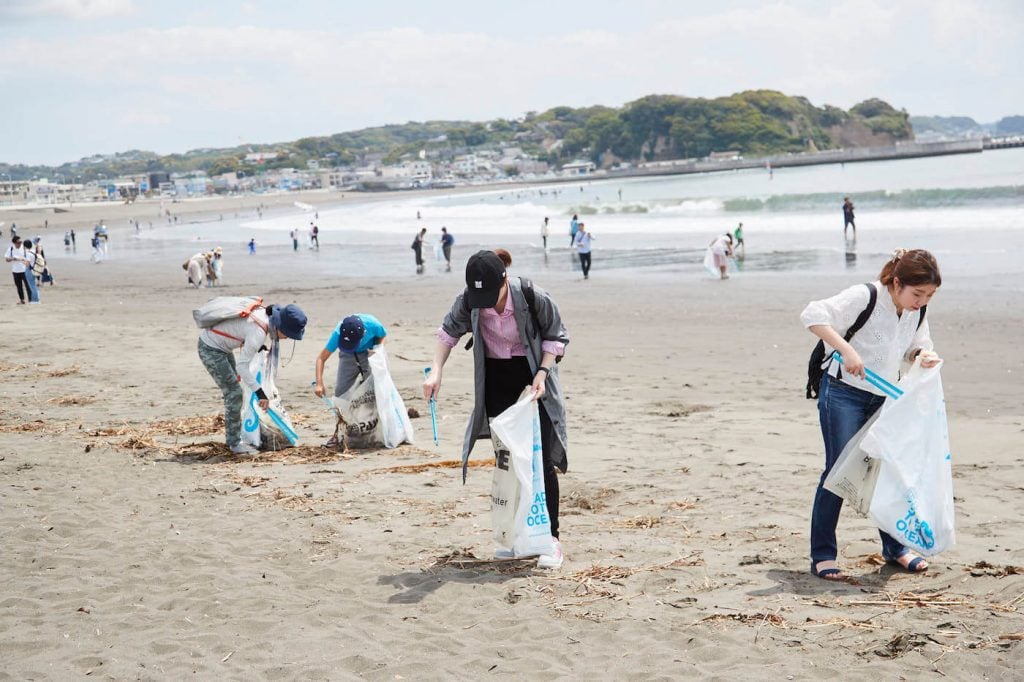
333, 347, 413, 449
489, 391, 554, 559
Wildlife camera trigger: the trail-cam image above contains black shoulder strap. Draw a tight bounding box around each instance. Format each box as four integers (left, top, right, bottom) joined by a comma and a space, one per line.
832, 283, 877, 380
844, 283, 877, 342
917, 305, 927, 330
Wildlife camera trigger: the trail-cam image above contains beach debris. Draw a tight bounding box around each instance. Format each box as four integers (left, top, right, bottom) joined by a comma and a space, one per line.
872, 632, 928, 658
848, 590, 972, 609
965, 561, 1022, 578
563, 486, 615, 511
999, 633, 1024, 641
370, 459, 492, 475
46, 365, 81, 377
0, 362, 28, 371
614, 515, 661, 529
739, 554, 767, 566
857, 552, 887, 567
664, 403, 712, 418
48, 395, 95, 406
701, 612, 787, 628
407, 407, 420, 419
668, 500, 697, 511
0, 420, 48, 433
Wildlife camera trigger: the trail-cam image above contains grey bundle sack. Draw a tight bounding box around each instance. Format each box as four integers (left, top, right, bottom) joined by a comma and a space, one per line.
193, 296, 264, 328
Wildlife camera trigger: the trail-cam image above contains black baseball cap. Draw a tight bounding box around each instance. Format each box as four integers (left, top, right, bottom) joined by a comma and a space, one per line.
465, 250, 507, 308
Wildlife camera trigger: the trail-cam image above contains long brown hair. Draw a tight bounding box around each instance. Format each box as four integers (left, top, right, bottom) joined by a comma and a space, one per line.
878, 248, 942, 288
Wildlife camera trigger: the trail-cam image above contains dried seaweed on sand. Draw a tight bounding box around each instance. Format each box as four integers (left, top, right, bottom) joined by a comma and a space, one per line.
0, 420, 48, 433
48, 395, 95, 406
370, 459, 493, 475
702, 612, 788, 628
46, 365, 81, 377
614, 515, 662, 529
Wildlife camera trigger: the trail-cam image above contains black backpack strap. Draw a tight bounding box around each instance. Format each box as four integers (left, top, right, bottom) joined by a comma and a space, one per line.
833, 282, 877, 379
917, 305, 927, 330
844, 283, 877, 342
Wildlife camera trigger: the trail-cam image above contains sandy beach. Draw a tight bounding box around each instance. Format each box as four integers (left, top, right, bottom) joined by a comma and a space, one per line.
1, 198, 1022, 680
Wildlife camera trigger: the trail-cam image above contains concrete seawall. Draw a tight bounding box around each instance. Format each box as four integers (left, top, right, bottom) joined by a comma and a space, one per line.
609, 139, 984, 180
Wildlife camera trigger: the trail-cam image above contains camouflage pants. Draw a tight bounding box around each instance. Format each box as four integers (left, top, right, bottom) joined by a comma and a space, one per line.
198, 339, 242, 445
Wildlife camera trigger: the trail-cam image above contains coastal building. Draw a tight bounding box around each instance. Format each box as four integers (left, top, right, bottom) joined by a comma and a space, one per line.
561, 160, 596, 176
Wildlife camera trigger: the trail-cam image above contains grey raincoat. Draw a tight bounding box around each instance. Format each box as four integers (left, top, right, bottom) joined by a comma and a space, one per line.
441, 276, 570, 481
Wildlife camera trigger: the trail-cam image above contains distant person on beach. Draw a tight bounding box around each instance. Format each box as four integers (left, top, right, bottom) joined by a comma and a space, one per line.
21, 239, 40, 303
207, 247, 223, 287
70, 229, 76, 250
423, 250, 570, 569
291, 229, 299, 252
248, 238, 256, 255
843, 197, 856, 240
198, 302, 307, 456
440, 227, 454, 272
708, 233, 734, 280
64, 232, 71, 249
569, 214, 579, 246
310, 223, 319, 251
90, 234, 103, 263
5, 235, 30, 304
573, 222, 593, 280
313, 313, 388, 447
541, 217, 549, 250
801, 248, 942, 581
733, 222, 745, 259
412, 228, 427, 274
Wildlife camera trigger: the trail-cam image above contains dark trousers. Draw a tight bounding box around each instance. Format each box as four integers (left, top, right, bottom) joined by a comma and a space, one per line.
812, 375, 906, 563
12, 272, 27, 302
579, 252, 592, 278
484, 357, 560, 539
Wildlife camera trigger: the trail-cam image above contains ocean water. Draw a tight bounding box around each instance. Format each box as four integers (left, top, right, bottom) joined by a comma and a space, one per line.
68, 147, 1024, 281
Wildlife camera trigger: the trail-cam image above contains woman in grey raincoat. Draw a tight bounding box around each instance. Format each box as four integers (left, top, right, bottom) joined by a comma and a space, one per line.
423, 250, 570, 569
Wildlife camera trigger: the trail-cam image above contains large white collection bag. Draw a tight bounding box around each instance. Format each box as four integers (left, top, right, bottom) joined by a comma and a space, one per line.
332, 347, 414, 449
825, 360, 955, 557
861, 362, 955, 556
240, 350, 300, 450
488, 391, 554, 558
369, 348, 415, 448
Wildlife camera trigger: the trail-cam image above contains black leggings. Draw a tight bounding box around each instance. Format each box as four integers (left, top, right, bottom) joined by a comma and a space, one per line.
485, 356, 560, 538
579, 252, 592, 278
12, 272, 27, 302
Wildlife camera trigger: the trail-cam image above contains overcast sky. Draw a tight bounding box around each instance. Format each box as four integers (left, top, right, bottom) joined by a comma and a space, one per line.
2, 0, 1022, 165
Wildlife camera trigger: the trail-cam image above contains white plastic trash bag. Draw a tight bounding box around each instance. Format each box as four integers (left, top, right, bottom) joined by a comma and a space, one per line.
369, 348, 414, 448
489, 429, 519, 550
489, 391, 554, 558
240, 350, 300, 450
333, 348, 413, 449
240, 352, 265, 449
861, 361, 955, 557
824, 412, 882, 516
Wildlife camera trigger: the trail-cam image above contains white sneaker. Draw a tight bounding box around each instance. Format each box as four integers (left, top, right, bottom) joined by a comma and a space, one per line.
536, 538, 563, 570
229, 442, 258, 456
493, 547, 542, 560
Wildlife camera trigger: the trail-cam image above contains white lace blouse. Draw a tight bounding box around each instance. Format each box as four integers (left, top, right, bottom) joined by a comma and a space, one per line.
801, 280, 933, 397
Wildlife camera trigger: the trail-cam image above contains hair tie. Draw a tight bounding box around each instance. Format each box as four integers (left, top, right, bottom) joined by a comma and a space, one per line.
890, 248, 907, 263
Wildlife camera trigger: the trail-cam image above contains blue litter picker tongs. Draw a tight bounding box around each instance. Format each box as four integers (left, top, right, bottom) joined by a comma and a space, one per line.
423, 367, 439, 447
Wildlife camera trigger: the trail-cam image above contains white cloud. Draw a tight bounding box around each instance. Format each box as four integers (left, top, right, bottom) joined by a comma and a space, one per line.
0, 0, 136, 19
2, 1, 1022, 163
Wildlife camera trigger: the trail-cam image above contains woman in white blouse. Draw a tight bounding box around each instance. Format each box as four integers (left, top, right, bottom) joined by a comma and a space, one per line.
801, 249, 943, 581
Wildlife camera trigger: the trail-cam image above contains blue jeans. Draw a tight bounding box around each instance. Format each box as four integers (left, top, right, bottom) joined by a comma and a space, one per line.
24, 268, 40, 302
812, 375, 907, 564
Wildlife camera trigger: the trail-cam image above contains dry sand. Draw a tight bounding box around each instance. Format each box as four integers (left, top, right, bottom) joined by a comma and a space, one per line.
1, 200, 1022, 679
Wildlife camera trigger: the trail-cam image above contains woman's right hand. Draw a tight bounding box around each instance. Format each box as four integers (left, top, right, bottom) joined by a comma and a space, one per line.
423, 370, 441, 401
841, 348, 866, 379
314, 383, 325, 398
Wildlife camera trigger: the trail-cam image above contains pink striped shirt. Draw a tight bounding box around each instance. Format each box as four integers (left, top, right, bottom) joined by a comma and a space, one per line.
437, 294, 565, 359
